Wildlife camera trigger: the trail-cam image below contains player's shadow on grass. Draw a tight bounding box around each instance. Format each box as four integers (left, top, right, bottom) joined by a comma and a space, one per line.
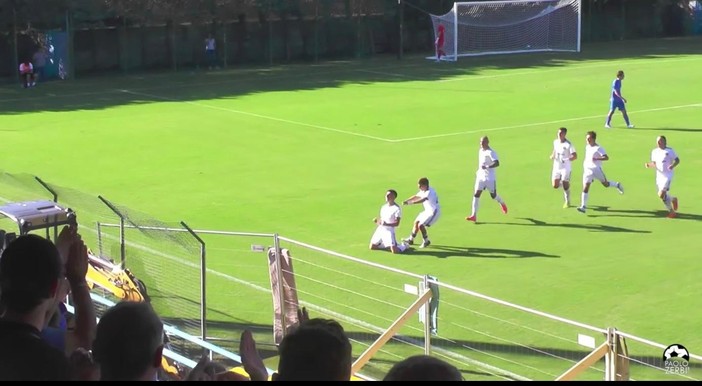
589, 206, 702, 222
408, 245, 559, 259
487, 217, 651, 233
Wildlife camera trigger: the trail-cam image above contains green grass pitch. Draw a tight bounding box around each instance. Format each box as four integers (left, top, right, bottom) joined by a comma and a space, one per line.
1, 37, 701, 380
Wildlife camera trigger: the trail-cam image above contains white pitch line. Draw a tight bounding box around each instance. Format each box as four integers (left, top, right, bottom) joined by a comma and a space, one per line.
436, 56, 702, 83
390, 103, 702, 143
120, 89, 392, 142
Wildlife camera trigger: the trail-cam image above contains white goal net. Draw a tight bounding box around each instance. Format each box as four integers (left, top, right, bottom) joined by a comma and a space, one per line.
430, 0, 581, 61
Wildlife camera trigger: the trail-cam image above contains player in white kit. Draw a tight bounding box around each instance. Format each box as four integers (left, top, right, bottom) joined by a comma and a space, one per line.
644, 135, 680, 218
550, 127, 577, 208
369, 189, 409, 254
466, 136, 508, 222
401, 177, 440, 248
577, 131, 624, 213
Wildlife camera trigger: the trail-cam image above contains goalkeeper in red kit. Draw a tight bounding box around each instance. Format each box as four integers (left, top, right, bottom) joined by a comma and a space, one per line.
435, 24, 445, 62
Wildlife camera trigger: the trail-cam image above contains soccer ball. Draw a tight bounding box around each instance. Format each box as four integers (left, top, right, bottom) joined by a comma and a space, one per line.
663, 344, 690, 362
526, 45, 531, 49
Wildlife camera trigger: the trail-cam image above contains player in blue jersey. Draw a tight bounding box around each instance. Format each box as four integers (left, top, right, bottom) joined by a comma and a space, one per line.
605, 70, 634, 129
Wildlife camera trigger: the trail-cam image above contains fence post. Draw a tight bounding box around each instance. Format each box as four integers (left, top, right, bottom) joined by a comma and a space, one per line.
181, 221, 207, 342
273, 233, 287, 337
98, 196, 126, 267
34, 176, 59, 240
12, 7, 19, 84
66, 10, 75, 80
423, 275, 431, 355
269, 0, 274, 67
314, 0, 319, 63
96, 221, 104, 257
398, 0, 404, 60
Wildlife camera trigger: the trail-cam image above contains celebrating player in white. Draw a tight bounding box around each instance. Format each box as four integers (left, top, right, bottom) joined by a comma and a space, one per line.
577, 131, 624, 213
402, 177, 440, 248
644, 136, 680, 218
550, 127, 577, 208
466, 136, 508, 222
369, 189, 409, 254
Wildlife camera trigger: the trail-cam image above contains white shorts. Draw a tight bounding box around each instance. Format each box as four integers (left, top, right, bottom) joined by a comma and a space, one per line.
583, 167, 607, 185
552, 163, 572, 182
415, 210, 441, 227
370, 226, 397, 249
474, 177, 496, 194
656, 175, 672, 193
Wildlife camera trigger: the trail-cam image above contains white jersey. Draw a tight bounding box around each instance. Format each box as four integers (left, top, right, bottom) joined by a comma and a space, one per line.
416, 187, 440, 213
651, 147, 678, 178
553, 139, 576, 166
584, 144, 606, 170
379, 203, 402, 227
477, 148, 499, 180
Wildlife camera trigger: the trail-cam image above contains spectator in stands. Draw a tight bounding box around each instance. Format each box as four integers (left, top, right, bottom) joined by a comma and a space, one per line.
273, 318, 352, 381
204, 34, 217, 70
0, 235, 72, 380
92, 301, 164, 381
42, 225, 96, 356
32, 47, 49, 82
19, 59, 35, 88
383, 355, 463, 381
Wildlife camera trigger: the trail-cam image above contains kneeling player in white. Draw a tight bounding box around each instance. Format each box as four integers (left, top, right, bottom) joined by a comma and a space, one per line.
370, 189, 409, 254
577, 131, 624, 213
401, 177, 440, 248
550, 127, 577, 208
644, 135, 680, 218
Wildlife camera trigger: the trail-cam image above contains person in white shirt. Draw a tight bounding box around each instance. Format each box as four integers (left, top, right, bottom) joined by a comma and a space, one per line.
549, 127, 577, 208
466, 136, 508, 223
401, 177, 440, 248
577, 131, 624, 213
644, 136, 680, 218
369, 189, 409, 254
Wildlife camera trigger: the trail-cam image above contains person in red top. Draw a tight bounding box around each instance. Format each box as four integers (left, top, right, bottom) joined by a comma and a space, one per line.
19, 59, 35, 88
435, 24, 446, 62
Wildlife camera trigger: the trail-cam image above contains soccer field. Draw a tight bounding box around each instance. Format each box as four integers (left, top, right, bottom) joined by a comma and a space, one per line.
1, 36, 701, 380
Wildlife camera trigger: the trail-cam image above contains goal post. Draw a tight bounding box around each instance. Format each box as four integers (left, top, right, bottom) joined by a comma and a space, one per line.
429, 0, 582, 61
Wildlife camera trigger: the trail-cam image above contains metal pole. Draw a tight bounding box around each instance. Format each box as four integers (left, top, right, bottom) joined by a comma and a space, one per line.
223, 29, 228, 68
273, 233, 287, 338
269, 0, 274, 66
356, 0, 362, 59
97, 221, 104, 258
98, 195, 126, 267
423, 275, 431, 355
397, 0, 404, 60
13, 7, 19, 84
34, 176, 59, 240
314, 0, 319, 63
577, 0, 582, 51
66, 10, 75, 80
181, 221, 207, 342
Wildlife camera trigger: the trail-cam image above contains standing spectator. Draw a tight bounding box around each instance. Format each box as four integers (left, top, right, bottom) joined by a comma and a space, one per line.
92, 301, 164, 381
383, 355, 463, 381
204, 34, 217, 70
273, 318, 353, 381
32, 47, 49, 82
0, 235, 72, 380
19, 59, 35, 88
42, 225, 96, 356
